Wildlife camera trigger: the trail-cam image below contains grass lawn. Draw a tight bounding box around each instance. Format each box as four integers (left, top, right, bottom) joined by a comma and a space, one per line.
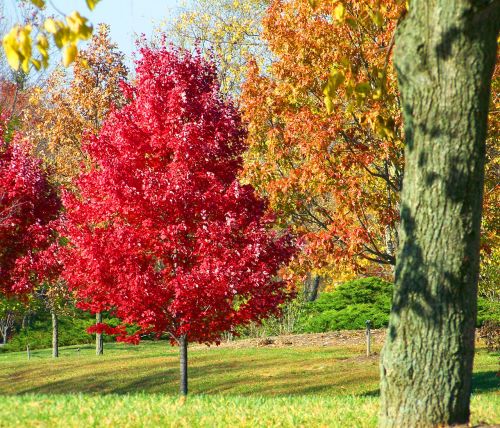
0, 341, 498, 427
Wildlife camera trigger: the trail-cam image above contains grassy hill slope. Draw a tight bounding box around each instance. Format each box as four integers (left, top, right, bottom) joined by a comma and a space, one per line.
0, 340, 498, 427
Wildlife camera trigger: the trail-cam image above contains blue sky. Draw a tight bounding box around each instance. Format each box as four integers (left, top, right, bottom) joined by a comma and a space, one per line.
4, 0, 182, 66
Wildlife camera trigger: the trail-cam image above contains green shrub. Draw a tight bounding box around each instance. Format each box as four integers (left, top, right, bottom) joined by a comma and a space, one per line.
295, 277, 500, 333
477, 298, 500, 326
297, 277, 393, 332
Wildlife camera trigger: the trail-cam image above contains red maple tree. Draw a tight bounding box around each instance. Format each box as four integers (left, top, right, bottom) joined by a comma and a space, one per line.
61, 47, 295, 394
0, 118, 60, 295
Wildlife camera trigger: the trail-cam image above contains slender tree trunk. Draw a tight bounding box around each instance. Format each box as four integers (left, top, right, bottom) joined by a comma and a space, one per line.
179, 335, 188, 396
1, 328, 7, 345
51, 310, 59, 358
96, 312, 103, 355
380, 2, 499, 427
307, 275, 320, 302
22, 312, 29, 330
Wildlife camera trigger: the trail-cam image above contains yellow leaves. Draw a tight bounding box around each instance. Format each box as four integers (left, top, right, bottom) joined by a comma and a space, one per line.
2, 25, 33, 72
36, 34, 49, 69
354, 82, 370, 99
28, 87, 43, 106
24, 24, 128, 187
3, 28, 22, 70
29, 0, 46, 7
4, 9, 94, 71
44, 18, 59, 34
323, 70, 344, 97
375, 116, 396, 140
324, 96, 334, 115
322, 69, 345, 114
308, 0, 318, 10
333, 3, 345, 21
86, 0, 101, 11
371, 10, 384, 27
365, 114, 396, 140
46, 12, 92, 51
63, 44, 78, 67
66, 11, 93, 40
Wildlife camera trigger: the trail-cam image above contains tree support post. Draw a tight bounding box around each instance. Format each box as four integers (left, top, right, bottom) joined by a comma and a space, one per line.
366, 320, 371, 357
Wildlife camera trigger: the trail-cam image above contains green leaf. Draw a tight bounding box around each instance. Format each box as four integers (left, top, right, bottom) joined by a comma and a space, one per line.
355, 82, 370, 97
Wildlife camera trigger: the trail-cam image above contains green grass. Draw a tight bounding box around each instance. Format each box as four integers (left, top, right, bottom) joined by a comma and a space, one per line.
0, 341, 498, 427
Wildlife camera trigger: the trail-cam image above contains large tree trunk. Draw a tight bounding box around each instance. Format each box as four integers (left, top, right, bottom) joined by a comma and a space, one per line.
380, 2, 498, 427
96, 312, 103, 356
179, 335, 188, 396
51, 310, 59, 358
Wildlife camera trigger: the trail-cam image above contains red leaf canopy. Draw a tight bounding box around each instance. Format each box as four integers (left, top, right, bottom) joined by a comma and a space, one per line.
62, 47, 295, 344
0, 122, 60, 294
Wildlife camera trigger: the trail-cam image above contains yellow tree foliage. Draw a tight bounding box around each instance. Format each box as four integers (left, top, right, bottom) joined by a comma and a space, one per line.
243, 0, 498, 291
241, 0, 404, 284
480, 58, 499, 300
3, 0, 99, 72
25, 24, 127, 186
160, 0, 269, 96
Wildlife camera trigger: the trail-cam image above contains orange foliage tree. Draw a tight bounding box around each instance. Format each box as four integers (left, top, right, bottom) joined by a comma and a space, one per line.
480, 59, 499, 300
24, 24, 127, 186
241, 0, 405, 283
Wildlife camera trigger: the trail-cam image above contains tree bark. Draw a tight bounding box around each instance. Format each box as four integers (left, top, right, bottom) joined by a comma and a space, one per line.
96, 312, 104, 356
21, 312, 29, 330
380, 1, 499, 427
307, 275, 320, 302
179, 335, 188, 396
51, 310, 59, 358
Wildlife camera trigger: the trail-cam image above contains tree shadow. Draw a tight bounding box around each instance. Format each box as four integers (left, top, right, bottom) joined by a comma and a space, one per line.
472, 371, 499, 393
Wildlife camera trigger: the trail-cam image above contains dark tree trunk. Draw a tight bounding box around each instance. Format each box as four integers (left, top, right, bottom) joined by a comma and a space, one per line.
380, 1, 499, 427
51, 310, 59, 358
179, 335, 188, 396
96, 312, 103, 356
307, 275, 320, 302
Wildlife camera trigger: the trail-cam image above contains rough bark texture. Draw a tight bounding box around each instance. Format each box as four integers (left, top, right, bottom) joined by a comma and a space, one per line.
307, 275, 321, 302
380, 1, 499, 427
51, 311, 59, 358
96, 312, 103, 356
179, 335, 188, 396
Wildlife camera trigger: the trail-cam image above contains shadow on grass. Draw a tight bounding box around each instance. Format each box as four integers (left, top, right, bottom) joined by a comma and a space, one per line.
2, 345, 497, 398
3, 354, 378, 397
356, 370, 499, 398
472, 371, 499, 393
